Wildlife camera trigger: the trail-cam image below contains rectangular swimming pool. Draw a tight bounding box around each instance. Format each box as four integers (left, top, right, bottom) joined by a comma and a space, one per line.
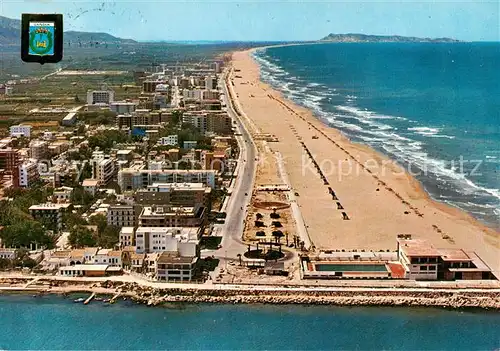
315, 264, 387, 272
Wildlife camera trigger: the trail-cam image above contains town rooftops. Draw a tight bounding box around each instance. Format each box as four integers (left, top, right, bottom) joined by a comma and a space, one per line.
147, 182, 207, 192
140, 206, 196, 216
69, 249, 86, 258
82, 179, 100, 187
135, 226, 200, 241
29, 203, 71, 211
397, 238, 440, 257
157, 252, 197, 265
108, 250, 123, 257
120, 227, 135, 235
51, 250, 72, 258
130, 252, 146, 260
117, 149, 133, 155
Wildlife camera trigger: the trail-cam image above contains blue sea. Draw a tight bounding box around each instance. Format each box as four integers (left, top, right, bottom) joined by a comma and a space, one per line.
0, 294, 499, 350
253, 43, 500, 229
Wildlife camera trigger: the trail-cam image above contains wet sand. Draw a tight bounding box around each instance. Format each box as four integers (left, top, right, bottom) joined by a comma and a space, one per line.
231, 49, 499, 277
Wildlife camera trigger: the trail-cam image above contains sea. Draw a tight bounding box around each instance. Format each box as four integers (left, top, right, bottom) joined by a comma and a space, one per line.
0, 294, 499, 350
253, 43, 500, 229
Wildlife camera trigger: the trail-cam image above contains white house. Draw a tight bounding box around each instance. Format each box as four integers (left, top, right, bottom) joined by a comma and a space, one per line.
0, 248, 16, 260
119, 227, 135, 248
93, 249, 123, 267
159, 135, 178, 146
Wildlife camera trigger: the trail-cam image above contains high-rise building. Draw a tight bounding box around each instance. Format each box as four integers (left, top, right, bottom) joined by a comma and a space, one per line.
19, 160, 39, 187
29, 140, 49, 160
0, 149, 20, 188
87, 90, 115, 105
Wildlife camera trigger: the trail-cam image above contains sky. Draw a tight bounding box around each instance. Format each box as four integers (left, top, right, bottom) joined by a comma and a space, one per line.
1, 0, 499, 41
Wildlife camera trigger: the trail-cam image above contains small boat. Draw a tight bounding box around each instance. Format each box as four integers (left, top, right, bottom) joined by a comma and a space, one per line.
103, 299, 110, 303
74, 298, 85, 303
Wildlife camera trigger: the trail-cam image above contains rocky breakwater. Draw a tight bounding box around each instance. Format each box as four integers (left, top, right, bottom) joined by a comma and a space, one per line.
100, 281, 500, 310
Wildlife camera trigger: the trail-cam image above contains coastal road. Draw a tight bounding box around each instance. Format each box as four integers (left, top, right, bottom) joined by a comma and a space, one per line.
204, 68, 257, 262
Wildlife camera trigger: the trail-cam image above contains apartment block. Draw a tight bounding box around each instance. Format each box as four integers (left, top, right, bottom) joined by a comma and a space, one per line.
19, 160, 39, 187
29, 203, 71, 232
110, 101, 137, 114
138, 205, 205, 228
107, 204, 136, 227
135, 226, 200, 255
156, 253, 198, 282
87, 90, 115, 105
29, 140, 49, 160
0, 149, 20, 188
9, 124, 31, 138
118, 167, 216, 191
134, 182, 211, 208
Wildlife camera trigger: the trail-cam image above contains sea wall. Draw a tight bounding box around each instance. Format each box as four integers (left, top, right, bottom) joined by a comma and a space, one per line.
103, 281, 500, 309
2, 277, 499, 309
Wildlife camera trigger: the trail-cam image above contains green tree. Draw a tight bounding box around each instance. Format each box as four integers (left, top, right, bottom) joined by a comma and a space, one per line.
68, 226, 97, 248
88, 214, 107, 234
97, 225, 120, 248
0, 220, 54, 249
71, 186, 95, 208
0, 258, 12, 270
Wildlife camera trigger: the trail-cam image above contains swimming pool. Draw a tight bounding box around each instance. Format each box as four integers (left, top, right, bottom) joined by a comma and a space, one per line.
315, 264, 388, 272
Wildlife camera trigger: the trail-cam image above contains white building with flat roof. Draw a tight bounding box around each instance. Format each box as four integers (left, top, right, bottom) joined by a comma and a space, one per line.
159, 135, 178, 146
119, 227, 135, 248
19, 160, 39, 187
135, 227, 200, 255
10, 124, 31, 138
93, 249, 123, 267
118, 168, 216, 190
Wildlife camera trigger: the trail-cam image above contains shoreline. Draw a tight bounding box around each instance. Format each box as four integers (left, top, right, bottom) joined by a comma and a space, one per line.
2, 277, 500, 310
247, 45, 499, 234
229, 47, 499, 277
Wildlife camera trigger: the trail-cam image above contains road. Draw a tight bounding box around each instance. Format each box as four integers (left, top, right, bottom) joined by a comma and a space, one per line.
202, 68, 257, 263
218, 68, 257, 257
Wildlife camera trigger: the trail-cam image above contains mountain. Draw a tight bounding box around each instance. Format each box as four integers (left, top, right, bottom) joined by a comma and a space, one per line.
320, 33, 460, 43
0, 15, 136, 46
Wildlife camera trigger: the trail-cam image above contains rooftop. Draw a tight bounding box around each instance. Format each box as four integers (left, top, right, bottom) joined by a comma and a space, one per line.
437, 248, 473, 262
398, 238, 440, 257
158, 253, 197, 265
120, 227, 135, 234
59, 264, 109, 271
82, 179, 100, 187
29, 203, 71, 211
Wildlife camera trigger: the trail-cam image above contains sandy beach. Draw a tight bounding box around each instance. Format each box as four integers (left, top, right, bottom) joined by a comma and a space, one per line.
230, 48, 499, 277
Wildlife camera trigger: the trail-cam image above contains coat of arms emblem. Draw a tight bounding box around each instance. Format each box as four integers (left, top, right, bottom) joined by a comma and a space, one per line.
28, 22, 55, 56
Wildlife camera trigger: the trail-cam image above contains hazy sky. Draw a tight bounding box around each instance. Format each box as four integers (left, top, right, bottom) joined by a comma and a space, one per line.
2, 0, 499, 41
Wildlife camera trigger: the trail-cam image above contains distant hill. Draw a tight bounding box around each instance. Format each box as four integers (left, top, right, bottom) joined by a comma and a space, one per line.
0, 15, 136, 46
320, 33, 460, 43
